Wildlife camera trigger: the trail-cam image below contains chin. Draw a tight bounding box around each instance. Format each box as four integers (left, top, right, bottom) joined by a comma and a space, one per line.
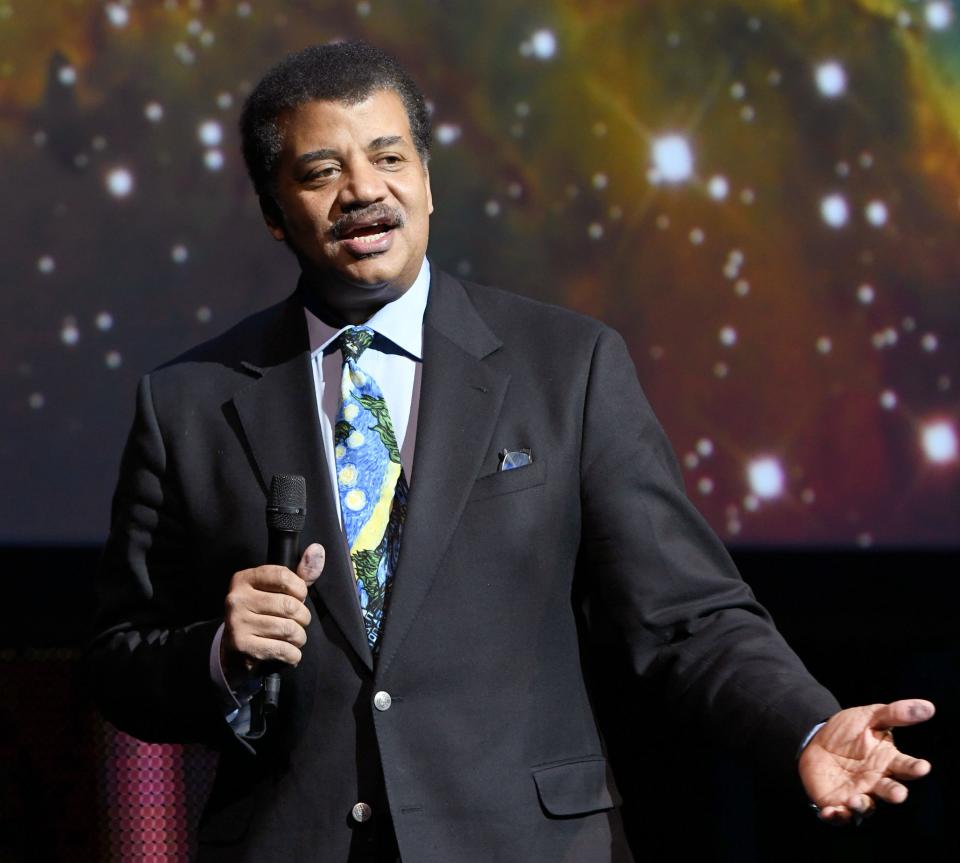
344, 275, 393, 291
338, 263, 397, 290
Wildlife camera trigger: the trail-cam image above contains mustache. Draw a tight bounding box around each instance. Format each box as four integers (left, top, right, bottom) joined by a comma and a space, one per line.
331, 204, 405, 240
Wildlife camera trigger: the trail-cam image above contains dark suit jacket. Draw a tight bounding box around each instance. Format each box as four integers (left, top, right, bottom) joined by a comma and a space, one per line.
89, 263, 840, 862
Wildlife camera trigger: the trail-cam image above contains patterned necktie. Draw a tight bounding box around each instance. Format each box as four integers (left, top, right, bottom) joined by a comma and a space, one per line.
334, 326, 408, 650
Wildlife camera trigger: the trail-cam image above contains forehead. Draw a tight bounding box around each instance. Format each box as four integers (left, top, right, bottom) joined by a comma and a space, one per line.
277, 90, 413, 152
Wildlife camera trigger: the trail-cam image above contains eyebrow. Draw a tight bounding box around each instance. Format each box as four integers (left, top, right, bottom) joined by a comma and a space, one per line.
294, 148, 339, 168
368, 135, 405, 150
293, 135, 408, 168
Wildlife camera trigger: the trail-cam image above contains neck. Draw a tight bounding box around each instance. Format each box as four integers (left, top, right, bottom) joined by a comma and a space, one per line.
299, 271, 404, 326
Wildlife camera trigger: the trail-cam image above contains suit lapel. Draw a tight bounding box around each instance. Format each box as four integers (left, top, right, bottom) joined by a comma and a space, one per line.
231, 296, 373, 671
376, 267, 508, 676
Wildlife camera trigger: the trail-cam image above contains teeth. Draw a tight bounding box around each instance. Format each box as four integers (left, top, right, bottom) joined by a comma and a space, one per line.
353, 230, 388, 244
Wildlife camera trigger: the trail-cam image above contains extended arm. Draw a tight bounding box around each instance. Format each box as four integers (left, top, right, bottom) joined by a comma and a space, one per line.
577, 328, 935, 798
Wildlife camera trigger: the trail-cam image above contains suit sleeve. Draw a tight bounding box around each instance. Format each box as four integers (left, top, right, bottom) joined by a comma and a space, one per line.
575, 327, 840, 773
85, 373, 232, 746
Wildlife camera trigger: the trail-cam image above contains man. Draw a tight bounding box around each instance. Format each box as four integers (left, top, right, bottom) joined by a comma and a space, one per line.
89, 42, 934, 862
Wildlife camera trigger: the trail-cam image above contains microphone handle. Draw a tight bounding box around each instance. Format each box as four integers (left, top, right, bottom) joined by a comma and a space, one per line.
267, 530, 300, 570
264, 528, 301, 713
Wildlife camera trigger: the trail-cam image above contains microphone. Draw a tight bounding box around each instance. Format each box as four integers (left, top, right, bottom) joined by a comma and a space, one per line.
264, 473, 306, 713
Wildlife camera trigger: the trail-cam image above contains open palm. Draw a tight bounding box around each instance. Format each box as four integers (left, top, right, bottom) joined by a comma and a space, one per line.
798, 699, 935, 824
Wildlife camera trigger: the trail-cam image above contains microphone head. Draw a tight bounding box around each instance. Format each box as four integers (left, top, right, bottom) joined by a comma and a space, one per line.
267, 474, 306, 532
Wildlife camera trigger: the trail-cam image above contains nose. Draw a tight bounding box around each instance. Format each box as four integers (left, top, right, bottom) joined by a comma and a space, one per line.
338, 157, 387, 210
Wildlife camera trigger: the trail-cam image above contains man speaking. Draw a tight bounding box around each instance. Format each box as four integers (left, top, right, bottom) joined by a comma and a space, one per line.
88, 41, 934, 862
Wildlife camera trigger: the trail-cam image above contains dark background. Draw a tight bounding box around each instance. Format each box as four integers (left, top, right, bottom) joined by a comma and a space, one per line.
1, 1, 957, 860
1, 548, 955, 861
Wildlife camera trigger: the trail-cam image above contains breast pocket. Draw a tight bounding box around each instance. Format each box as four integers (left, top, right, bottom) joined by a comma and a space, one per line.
466, 458, 548, 504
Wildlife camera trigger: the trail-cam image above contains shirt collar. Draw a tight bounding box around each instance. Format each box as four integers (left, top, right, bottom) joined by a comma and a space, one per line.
305, 256, 430, 359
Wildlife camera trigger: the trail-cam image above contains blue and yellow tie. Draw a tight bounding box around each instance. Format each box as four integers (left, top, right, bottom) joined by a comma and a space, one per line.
334, 326, 408, 650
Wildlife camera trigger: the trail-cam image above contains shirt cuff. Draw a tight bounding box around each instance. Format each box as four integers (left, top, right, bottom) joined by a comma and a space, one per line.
799, 720, 827, 755
209, 623, 263, 734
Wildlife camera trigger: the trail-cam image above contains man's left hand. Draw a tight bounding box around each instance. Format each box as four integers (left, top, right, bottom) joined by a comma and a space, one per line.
799, 699, 935, 824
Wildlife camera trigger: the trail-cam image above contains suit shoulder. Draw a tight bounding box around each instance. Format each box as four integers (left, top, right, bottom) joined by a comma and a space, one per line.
457, 278, 615, 346
150, 295, 300, 386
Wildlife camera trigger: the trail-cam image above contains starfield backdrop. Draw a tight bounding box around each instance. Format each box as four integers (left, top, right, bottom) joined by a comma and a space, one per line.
2, 0, 958, 545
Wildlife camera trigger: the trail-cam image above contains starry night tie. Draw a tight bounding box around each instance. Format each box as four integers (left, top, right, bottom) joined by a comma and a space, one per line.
334, 326, 408, 650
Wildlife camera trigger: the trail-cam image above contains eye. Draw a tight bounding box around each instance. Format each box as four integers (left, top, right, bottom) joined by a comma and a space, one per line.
303, 164, 339, 182
377, 154, 403, 168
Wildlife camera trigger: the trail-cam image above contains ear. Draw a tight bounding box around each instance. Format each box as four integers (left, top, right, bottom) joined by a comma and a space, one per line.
259, 194, 286, 241
423, 165, 433, 216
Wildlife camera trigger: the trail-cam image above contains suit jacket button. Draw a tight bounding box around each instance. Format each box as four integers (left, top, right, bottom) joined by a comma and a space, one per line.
351, 802, 373, 823
373, 690, 392, 711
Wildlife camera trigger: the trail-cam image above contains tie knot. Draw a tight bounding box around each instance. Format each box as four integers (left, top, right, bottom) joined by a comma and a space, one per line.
339, 326, 375, 362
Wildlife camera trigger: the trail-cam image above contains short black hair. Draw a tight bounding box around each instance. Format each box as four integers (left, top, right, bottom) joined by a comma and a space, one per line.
240, 41, 432, 199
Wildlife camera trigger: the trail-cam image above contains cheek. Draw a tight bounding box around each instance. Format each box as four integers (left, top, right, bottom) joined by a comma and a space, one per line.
288, 206, 331, 240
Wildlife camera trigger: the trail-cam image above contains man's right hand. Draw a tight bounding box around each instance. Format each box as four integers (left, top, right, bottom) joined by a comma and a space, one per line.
221, 542, 325, 689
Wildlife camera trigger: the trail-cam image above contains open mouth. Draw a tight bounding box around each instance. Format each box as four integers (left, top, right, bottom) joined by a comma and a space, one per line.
339, 223, 395, 246
333, 205, 405, 257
